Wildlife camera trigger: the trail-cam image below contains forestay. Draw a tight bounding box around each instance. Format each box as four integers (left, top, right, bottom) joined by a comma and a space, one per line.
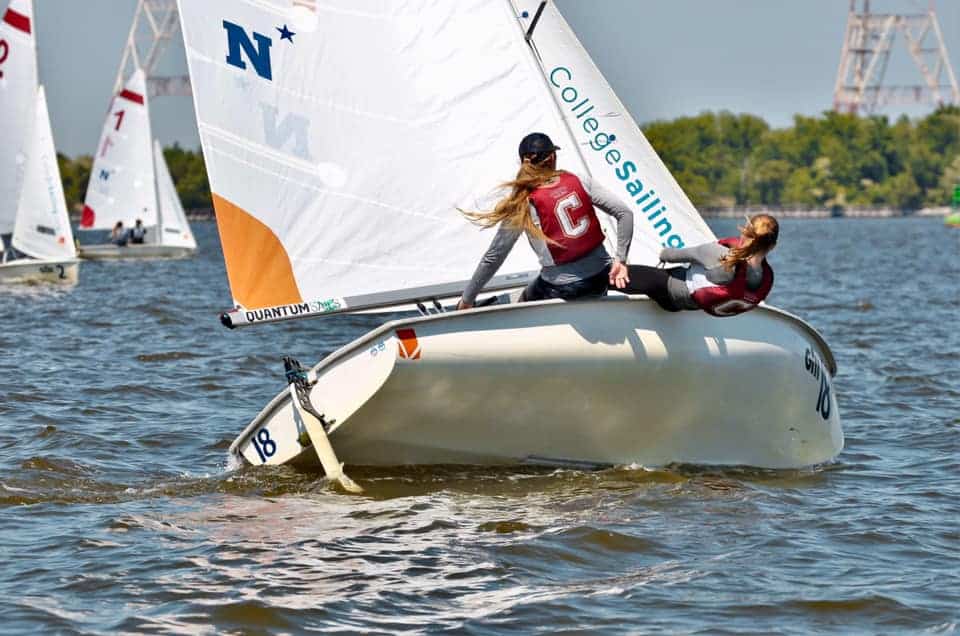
178, 0, 594, 320
154, 141, 197, 249
80, 69, 158, 232
513, 1, 715, 261
12, 86, 76, 260
0, 0, 38, 235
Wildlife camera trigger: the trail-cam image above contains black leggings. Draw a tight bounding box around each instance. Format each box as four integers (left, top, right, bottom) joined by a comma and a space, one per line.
620, 265, 685, 311
520, 266, 610, 302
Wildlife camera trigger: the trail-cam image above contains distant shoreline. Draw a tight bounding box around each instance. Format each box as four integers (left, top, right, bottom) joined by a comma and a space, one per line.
67, 206, 953, 223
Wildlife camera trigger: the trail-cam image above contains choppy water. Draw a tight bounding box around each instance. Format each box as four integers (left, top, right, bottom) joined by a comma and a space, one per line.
1, 218, 958, 634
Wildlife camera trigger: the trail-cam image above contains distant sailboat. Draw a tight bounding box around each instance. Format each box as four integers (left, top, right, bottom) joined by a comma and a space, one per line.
0, 0, 79, 284
178, 0, 842, 476
78, 69, 197, 259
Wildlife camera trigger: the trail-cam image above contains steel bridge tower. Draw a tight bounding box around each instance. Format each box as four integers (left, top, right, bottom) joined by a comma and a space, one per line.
833, 0, 960, 114
111, 0, 190, 98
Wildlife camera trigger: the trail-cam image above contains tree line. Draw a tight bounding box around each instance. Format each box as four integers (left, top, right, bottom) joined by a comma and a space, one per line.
56, 107, 960, 213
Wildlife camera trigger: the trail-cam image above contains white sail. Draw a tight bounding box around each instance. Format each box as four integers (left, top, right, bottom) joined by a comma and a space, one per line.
0, 0, 38, 234
12, 86, 76, 260
177, 0, 589, 314
153, 140, 197, 249
513, 1, 716, 263
80, 69, 158, 231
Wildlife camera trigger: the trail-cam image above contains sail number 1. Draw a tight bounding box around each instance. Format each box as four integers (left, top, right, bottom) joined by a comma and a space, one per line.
250, 427, 277, 463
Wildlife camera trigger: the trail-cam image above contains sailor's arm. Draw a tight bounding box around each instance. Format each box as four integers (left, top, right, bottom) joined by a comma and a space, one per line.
660, 242, 727, 267
457, 224, 522, 309
580, 173, 634, 287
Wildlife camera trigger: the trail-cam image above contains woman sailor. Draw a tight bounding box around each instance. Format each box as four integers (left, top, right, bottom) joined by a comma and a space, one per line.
620, 214, 778, 317
456, 133, 634, 309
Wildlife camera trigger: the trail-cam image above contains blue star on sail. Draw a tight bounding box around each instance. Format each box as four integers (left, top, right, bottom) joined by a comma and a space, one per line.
277, 24, 295, 43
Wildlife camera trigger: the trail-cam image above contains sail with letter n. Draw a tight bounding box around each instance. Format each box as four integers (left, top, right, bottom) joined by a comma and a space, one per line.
178, 0, 598, 321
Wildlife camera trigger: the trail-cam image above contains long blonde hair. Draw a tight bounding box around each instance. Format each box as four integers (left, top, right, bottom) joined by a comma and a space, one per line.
460, 156, 562, 241
721, 214, 779, 270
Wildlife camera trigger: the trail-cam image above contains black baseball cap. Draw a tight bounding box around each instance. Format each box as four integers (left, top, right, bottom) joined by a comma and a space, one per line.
518, 132, 560, 158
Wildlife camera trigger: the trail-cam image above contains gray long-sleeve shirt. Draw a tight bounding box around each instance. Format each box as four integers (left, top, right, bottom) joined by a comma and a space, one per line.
659, 242, 764, 309
461, 173, 634, 306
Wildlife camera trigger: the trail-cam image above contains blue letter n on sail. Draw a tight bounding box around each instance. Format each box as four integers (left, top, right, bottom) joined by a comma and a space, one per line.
223, 20, 273, 80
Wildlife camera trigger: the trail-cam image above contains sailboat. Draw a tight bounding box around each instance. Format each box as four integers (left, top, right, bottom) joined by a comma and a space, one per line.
0, 0, 79, 284
77, 69, 197, 259
178, 0, 842, 478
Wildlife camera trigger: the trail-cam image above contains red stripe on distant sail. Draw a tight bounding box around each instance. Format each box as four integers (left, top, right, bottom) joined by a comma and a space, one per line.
3, 8, 31, 34
118, 89, 144, 105
81, 205, 96, 228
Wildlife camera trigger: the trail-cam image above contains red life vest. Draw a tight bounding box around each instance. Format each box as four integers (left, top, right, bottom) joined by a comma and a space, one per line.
690, 237, 774, 317
527, 172, 605, 265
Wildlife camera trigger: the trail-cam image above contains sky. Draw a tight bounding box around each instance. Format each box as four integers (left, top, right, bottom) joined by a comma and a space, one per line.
12, 0, 960, 157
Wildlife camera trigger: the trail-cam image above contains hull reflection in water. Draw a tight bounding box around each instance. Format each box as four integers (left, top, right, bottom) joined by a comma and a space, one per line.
0, 258, 80, 284
231, 298, 843, 471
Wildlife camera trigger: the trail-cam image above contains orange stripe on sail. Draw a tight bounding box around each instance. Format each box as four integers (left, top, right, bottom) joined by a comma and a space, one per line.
212, 194, 302, 309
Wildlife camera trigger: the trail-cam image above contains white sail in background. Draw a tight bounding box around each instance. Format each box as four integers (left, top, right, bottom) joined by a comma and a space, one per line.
513, 1, 715, 263
80, 69, 158, 231
153, 141, 197, 249
0, 0, 38, 234
12, 86, 76, 260
178, 0, 587, 313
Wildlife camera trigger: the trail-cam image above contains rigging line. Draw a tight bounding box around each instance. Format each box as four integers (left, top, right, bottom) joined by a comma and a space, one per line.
525, 1, 547, 42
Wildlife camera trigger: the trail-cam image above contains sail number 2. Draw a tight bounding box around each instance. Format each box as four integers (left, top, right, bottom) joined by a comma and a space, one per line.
250, 427, 277, 463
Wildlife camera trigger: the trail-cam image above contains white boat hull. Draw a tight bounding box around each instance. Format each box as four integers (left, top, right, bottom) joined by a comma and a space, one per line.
78, 243, 196, 260
231, 298, 843, 471
0, 258, 80, 284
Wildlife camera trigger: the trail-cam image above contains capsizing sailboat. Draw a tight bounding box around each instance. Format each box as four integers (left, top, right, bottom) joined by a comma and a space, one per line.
77, 69, 197, 259
178, 0, 842, 480
0, 0, 80, 284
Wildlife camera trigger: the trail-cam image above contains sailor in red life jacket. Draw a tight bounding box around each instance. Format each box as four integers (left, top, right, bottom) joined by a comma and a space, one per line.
619, 214, 778, 317
456, 133, 634, 309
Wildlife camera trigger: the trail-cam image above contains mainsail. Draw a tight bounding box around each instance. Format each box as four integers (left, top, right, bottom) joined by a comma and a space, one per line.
512, 1, 715, 261
0, 0, 38, 235
153, 140, 197, 249
80, 69, 158, 231
178, 0, 584, 317
12, 86, 76, 260
178, 0, 712, 322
